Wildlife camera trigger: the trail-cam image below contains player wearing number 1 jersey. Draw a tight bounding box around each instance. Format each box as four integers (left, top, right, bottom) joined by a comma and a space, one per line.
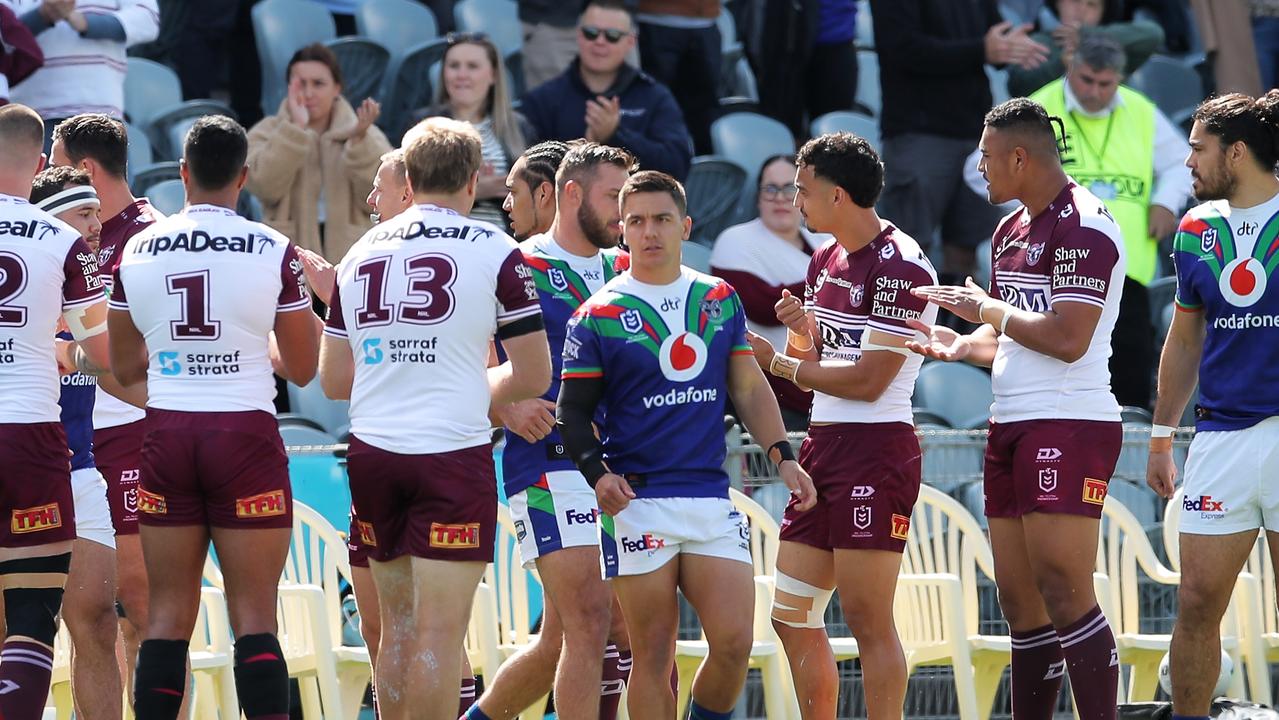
320, 117, 550, 720
108, 116, 320, 720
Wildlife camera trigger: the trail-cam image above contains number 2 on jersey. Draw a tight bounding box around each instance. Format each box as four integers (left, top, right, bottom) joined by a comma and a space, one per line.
0, 252, 28, 327
167, 270, 221, 340
354, 253, 457, 328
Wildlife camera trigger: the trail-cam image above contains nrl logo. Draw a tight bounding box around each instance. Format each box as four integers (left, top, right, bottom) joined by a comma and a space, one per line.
1201, 227, 1217, 254
548, 267, 568, 292
852, 506, 871, 530
621, 308, 643, 334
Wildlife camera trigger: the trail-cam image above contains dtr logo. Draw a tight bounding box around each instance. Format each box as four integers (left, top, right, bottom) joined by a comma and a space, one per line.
362, 338, 384, 364
657, 332, 707, 382
159, 351, 181, 376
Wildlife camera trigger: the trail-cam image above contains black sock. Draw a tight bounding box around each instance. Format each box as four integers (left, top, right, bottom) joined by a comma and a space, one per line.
134, 639, 189, 720
234, 633, 290, 719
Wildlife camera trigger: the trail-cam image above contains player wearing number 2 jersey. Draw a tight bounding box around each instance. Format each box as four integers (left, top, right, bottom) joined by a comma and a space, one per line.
320, 117, 550, 720
0, 104, 112, 720
108, 116, 320, 720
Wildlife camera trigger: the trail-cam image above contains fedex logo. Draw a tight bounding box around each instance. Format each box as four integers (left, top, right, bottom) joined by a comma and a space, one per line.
1183, 495, 1225, 513
430, 522, 481, 549
565, 508, 599, 526
620, 534, 665, 553
10, 503, 62, 534
235, 490, 287, 518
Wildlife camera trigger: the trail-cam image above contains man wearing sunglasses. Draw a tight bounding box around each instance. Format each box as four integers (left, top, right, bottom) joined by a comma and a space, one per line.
521, 0, 693, 182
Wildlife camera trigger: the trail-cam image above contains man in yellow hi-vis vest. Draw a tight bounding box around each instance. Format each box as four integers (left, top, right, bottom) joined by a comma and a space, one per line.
968, 32, 1192, 409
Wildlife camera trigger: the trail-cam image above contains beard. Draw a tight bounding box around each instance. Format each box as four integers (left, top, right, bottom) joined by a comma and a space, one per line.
578, 202, 619, 250
1194, 165, 1238, 202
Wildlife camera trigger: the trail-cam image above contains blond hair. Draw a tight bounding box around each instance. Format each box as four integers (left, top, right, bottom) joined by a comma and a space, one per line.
403, 117, 483, 194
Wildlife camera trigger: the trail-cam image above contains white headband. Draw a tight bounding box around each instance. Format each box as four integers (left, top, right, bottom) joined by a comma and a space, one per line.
35, 185, 99, 216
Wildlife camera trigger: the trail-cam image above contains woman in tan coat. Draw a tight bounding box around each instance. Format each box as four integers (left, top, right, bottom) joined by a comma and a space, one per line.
247, 43, 391, 264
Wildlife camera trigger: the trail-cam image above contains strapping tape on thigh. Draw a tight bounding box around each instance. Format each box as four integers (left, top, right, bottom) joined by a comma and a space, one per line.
772, 570, 834, 629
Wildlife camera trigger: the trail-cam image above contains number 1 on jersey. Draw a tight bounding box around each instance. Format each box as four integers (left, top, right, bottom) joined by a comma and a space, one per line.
167, 270, 221, 340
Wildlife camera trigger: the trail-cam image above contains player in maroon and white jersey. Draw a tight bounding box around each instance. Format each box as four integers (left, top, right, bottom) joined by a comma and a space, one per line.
319, 117, 550, 720
51, 112, 165, 698
0, 104, 112, 720
746, 133, 937, 719
910, 99, 1125, 720
108, 116, 320, 720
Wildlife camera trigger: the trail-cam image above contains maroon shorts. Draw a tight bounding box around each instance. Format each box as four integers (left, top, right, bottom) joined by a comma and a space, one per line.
139, 409, 293, 529
348, 507, 370, 569
984, 419, 1122, 520
779, 422, 921, 553
0, 423, 77, 547
346, 436, 496, 564
94, 419, 146, 536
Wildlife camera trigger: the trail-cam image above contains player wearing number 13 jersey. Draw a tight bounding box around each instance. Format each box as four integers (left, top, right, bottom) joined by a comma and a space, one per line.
320, 118, 550, 720
108, 116, 320, 720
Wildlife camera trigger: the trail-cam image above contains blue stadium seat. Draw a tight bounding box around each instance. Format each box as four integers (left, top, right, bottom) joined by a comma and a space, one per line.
279, 424, 339, 448
145, 179, 186, 216
683, 240, 713, 274
355, 0, 439, 65
685, 156, 747, 247
323, 37, 391, 106
124, 58, 183, 129
855, 49, 880, 117
912, 362, 994, 429
810, 111, 880, 151
147, 100, 236, 161
454, 0, 522, 56
709, 111, 794, 220
855, 0, 873, 48
252, 0, 337, 117
123, 122, 152, 183
287, 379, 351, 438
130, 161, 181, 197
1128, 55, 1203, 127
380, 38, 450, 139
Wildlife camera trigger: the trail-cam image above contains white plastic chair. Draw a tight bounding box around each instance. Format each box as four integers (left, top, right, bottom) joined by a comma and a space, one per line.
47, 622, 71, 719
488, 505, 547, 720
190, 586, 240, 720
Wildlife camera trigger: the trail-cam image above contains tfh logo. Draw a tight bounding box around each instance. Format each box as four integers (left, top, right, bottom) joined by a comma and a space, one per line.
235, 490, 287, 518
10, 503, 61, 534
430, 522, 481, 548
890, 514, 910, 540
1082, 478, 1108, 506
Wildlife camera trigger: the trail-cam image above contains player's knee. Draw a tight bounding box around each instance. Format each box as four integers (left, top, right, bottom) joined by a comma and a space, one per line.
708, 625, 753, 666
66, 597, 120, 645
0, 553, 71, 646
1176, 580, 1230, 628
995, 586, 1045, 626
559, 601, 612, 641
1030, 569, 1090, 621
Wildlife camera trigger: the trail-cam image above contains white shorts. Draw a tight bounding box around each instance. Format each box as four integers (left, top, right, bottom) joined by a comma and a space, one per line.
508, 470, 601, 570
71, 467, 116, 549
600, 497, 751, 579
1181, 416, 1279, 535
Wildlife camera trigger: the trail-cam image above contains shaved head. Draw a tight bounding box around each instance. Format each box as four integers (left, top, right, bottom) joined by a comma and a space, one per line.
0, 104, 44, 171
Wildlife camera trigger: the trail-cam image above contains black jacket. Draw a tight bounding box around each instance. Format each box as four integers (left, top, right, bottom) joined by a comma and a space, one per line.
521, 58, 693, 180
870, 0, 1002, 141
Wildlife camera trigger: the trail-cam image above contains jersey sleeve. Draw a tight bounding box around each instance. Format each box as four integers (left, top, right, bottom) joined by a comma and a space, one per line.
323, 268, 348, 338
62, 237, 104, 310
561, 308, 604, 380
726, 287, 753, 356
803, 245, 826, 311
867, 259, 932, 338
277, 244, 312, 312
1049, 226, 1121, 309
108, 262, 129, 310
1172, 211, 1203, 311
495, 247, 543, 325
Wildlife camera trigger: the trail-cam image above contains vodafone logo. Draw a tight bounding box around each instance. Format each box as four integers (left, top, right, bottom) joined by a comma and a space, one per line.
1220, 257, 1268, 307
658, 332, 707, 382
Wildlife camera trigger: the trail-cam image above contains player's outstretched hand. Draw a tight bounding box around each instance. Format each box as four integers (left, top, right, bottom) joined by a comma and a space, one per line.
780, 460, 817, 512
904, 318, 971, 362
1146, 448, 1178, 499
774, 289, 807, 334
595, 473, 635, 516
746, 330, 774, 371
296, 247, 336, 303
911, 277, 989, 325
497, 398, 557, 443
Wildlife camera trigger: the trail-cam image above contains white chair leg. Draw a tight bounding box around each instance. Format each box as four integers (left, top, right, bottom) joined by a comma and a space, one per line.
336, 663, 371, 720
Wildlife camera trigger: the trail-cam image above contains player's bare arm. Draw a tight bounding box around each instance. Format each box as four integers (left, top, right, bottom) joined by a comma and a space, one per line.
726, 354, 816, 511
1146, 307, 1206, 498
751, 328, 910, 403
318, 333, 354, 400
913, 278, 1104, 363
107, 308, 148, 386
63, 299, 112, 374
273, 306, 320, 386
488, 329, 552, 407
774, 288, 820, 361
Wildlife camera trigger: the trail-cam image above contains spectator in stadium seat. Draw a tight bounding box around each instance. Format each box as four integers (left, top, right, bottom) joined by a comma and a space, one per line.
521, 0, 693, 180
872, 0, 1046, 286
520, 0, 588, 90
246, 43, 390, 264
407, 33, 534, 228
1007, 0, 1165, 98
3, 0, 159, 149
710, 154, 826, 430
0, 4, 42, 105
634, 0, 719, 155
1254, 0, 1279, 91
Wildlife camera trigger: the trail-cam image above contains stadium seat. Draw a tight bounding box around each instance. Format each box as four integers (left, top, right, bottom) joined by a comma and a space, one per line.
682, 240, 713, 274
277, 584, 345, 719
146, 179, 186, 215
466, 582, 504, 701
189, 587, 239, 720
454, 0, 522, 56
124, 57, 183, 129
912, 362, 994, 429
323, 37, 391, 107
252, 0, 337, 117
1146, 275, 1177, 328
131, 161, 182, 197
280, 424, 339, 447
855, 49, 880, 117
684, 156, 747, 247
1128, 56, 1204, 127
147, 100, 237, 161
855, 0, 873, 48
710, 112, 794, 220
490, 505, 547, 720
721, 57, 758, 102
504, 49, 526, 99
379, 38, 450, 139
48, 622, 71, 717
974, 239, 993, 290
810, 111, 880, 151
287, 378, 351, 438
124, 122, 153, 183
919, 428, 985, 496
354, 0, 439, 64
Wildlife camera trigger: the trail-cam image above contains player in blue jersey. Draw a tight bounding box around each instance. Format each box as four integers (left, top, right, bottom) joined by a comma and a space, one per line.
1148, 89, 1279, 720
469, 142, 633, 720
557, 171, 816, 720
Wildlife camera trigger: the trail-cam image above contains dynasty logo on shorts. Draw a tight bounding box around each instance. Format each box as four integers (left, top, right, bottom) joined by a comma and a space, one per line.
236, 490, 287, 518
357, 520, 377, 547
430, 522, 481, 549
1082, 478, 1108, 506
10, 503, 62, 534
890, 514, 910, 541
137, 489, 167, 514
620, 533, 665, 555
849, 485, 874, 499
1182, 494, 1227, 519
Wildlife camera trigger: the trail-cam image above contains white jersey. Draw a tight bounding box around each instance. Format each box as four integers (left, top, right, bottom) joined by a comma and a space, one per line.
324, 204, 542, 455
0, 194, 104, 424
110, 204, 310, 413
989, 181, 1125, 423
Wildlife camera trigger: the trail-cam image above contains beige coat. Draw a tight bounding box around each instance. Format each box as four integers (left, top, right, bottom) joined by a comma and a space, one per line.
246, 97, 391, 263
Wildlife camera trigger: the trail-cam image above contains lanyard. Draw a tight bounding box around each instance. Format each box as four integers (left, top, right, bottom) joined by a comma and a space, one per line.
1065, 108, 1116, 170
